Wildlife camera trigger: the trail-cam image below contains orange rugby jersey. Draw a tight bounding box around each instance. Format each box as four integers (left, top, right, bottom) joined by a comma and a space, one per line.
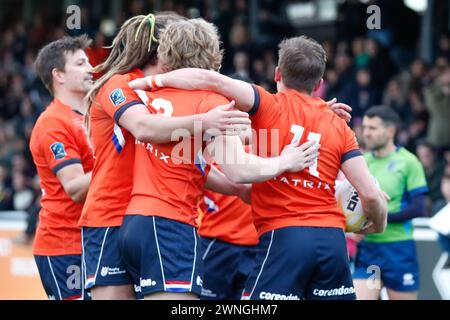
126, 88, 229, 227
199, 189, 259, 246
249, 85, 361, 236
79, 69, 144, 227
30, 99, 94, 255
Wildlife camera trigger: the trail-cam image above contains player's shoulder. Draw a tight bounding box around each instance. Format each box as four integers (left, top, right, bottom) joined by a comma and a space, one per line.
99, 73, 129, 94
108, 72, 135, 86
98, 72, 138, 99
35, 102, 71, 129
314, 102, 348, 131
397, 147, 422, 166
175, 89, 229, 106
152, 87, 227, 105
396, 146, 417, 160
30, 103, 73, 149
291, 92, 336, 118
200, 90, 229, 103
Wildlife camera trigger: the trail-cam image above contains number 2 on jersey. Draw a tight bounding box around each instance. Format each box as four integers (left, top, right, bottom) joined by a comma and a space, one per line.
134, 90, 174, 116
290, 124, 321, 177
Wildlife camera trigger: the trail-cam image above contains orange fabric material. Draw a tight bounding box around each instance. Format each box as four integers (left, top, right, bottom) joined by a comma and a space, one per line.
30, 99, 94, 255
250, 85, 359, 236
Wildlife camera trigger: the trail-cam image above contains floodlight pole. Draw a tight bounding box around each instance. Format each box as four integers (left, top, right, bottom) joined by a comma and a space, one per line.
110, 0, 122, 22
420, 0, 434, 64
249, 0, 260, 42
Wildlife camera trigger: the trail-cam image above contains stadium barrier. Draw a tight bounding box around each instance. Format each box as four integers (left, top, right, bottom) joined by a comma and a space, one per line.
0, 211, 46, 300
0, 213, 447, 300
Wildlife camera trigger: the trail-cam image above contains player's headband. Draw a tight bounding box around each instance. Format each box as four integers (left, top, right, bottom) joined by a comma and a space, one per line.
134, 13, 159, 52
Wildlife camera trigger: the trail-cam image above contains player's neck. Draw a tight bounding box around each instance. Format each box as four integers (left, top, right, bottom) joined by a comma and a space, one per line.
54, 88, 87, 115
142, 63, 161, 77
373, 142, 397, 158
277, 82, 312, 96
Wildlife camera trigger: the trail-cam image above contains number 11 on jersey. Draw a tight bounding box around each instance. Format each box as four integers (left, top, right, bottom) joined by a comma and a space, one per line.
290, 124, 321, 177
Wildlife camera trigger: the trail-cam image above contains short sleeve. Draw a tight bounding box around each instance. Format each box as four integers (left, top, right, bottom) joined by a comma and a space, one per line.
248, 85, 281, 130
341, 122, 362, 164
39, 118, 83, 174
99, 76, 143, 124
406, 156, 429, 196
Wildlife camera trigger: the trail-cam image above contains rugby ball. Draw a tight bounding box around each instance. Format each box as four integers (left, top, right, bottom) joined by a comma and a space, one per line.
335, 177, 379, 233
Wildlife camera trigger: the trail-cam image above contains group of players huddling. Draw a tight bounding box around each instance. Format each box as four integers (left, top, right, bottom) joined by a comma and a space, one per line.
29, 12, 389, 300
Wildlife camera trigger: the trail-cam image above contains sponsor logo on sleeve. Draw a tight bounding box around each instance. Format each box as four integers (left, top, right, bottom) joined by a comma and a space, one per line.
109, 88, 126, 106
50, 142, 67, 160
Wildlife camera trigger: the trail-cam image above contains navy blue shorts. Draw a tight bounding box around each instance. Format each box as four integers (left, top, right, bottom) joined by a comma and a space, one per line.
82, 226, 133, 290
242, 226, 356, 300
353, 240, 420, 292
119, 215, 202, 297
199, 237, 256, 300
34, 254, 86, 300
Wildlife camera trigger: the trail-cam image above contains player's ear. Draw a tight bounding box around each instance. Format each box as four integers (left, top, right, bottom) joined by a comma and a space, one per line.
52, 68, 65, 86
387, 125, 396, 138
156, 59, 171, 74
313, 79, 324, 93
274, 66, 281, 83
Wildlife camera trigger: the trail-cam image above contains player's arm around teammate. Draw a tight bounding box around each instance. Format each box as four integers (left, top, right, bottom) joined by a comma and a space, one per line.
129, 69, 352, 122
209, 126, 320, 184
118, 100, 251, 144
80, 14, 250, 301
205, 166, 251, 203
203, 133, 319, 200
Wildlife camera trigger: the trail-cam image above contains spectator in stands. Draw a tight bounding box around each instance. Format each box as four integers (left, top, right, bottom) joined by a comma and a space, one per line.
13, 174, 40, 246
365, 38, 396, 89
12, 154, 35, 181
251, 58, 265, 83
0, 164, 13, 211
230, 51, 251, 82
323, 68, 340, 101
227, 18, 251, 65
402, 90, 429, 151
424, 67, 450, 149
416, 141, 446, 214
352, 37, 370, 69
409, 59, 430, 91
322, 40, 335, 69
11, 171, 33, 212
435, 170, 450, 254
334, 52, 355, 87
437, 33, 450, 61
383, 78, 409, 120
444, 149, 450, 165
340, 68, 382, 119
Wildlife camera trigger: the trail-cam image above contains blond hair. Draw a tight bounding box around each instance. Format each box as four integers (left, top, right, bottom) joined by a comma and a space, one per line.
85, 12, 185, 134
158, 18, 223, 72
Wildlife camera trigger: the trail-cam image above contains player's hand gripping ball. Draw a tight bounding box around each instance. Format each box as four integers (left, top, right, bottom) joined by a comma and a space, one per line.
335, 176, 380, 233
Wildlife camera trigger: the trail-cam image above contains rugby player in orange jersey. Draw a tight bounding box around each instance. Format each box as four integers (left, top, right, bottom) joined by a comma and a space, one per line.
198, 169, 258, 300
130, 35, 388, 300
195, 140, 258, 300
118, 18, 320, 300
79, 13, 252, 300
30, 35, 94, 300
